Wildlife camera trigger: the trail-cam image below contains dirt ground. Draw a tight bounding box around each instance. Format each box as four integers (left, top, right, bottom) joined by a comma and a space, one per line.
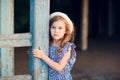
15, 37, 120, 80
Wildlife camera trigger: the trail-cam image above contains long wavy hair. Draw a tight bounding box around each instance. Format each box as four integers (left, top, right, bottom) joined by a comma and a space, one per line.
49, 16, 75, 53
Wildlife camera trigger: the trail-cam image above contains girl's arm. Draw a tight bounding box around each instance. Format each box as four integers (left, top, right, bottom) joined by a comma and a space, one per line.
33, 47, 71, 72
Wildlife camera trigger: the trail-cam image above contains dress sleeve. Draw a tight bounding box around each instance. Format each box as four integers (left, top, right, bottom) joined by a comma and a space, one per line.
68, 43, 76, 68
56, 42, 77, 67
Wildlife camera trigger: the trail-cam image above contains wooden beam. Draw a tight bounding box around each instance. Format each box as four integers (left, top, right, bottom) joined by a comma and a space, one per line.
0, 33, 31, 40
30, 0, 49, 80
0, 33, 31, 47
81, 0, 89, 50
0, 74, 32, 80
0, 0, 14, 76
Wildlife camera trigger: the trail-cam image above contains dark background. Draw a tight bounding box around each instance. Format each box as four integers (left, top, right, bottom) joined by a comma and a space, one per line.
14, 0, 120, 38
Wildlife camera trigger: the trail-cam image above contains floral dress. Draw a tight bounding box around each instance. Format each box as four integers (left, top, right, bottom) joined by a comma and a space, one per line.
49, 42, 76, 80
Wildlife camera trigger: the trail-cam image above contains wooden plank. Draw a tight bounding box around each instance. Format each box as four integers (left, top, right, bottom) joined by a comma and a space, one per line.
0, 74, 32, 80
81, 0, 88, 50
0, 0, 14, 76
0, 33, 31, 47
0, 33, 31, 40
0, 39, 31, 47
30, 0, 49, 80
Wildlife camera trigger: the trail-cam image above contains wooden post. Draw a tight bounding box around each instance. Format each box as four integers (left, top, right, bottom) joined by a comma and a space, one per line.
108, 0, 114, 37
30, 0, 49, 80
0, 0, 14, 76
81, 0, 89, 50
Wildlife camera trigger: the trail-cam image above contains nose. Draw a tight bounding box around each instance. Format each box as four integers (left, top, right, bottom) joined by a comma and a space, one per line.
54, 28, 59, 33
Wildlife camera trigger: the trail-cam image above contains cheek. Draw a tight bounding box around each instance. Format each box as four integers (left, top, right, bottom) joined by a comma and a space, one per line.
62, 31, 66, 36
50, 28, 53, 33
63, 30, 66, 34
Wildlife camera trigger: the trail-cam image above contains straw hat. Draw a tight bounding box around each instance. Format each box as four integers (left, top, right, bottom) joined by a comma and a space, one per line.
50, 12, 73, 33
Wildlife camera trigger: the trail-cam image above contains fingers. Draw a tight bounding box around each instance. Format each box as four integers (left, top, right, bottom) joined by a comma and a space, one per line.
32, 49, 39, 53
39, 46, 42, 50
32, 49, 43, 58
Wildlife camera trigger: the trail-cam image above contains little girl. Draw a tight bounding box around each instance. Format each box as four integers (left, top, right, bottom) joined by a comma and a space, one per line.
33, 12, 76, 80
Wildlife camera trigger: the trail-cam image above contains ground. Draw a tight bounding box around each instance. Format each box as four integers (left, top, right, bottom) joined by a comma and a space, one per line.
15, 37, 120, 80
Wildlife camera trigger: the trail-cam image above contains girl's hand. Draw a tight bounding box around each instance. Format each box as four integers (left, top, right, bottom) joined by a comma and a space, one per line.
32, 49, 44, 59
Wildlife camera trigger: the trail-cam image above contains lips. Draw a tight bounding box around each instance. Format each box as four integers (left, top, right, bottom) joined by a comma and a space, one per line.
53, 34, 58, 36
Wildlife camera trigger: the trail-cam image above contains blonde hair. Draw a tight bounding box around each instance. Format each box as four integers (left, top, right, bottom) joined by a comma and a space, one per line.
49, 12, 75, 53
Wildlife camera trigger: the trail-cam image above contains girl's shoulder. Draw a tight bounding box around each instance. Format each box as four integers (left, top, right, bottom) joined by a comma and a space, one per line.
56, 42, 76, 62
61, 42, 76, 55
63, 42, 76, 49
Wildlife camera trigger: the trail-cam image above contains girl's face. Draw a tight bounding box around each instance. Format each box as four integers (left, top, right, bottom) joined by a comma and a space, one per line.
50, 20, 66, 41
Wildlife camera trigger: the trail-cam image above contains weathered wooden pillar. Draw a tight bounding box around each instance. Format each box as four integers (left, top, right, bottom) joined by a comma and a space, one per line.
0, 0, 14, 76
30, 0, 49, 80
81, 0, 89, 50
108, 0, 114, 37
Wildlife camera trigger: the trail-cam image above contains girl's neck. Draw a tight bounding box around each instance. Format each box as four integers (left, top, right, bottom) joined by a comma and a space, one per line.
52, 40, 61, 46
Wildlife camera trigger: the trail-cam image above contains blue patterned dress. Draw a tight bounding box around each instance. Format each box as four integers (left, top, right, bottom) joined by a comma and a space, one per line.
49, 42, 76, 80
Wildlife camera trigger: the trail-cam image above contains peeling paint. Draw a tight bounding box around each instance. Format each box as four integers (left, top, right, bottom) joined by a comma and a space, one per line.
10, 0, 14, 24
0, 64, 4, 68
0, 0, 49, 79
